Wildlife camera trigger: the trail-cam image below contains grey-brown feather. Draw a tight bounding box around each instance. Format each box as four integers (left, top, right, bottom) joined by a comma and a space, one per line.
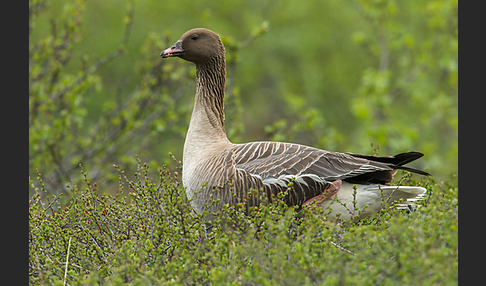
188, 144, 333, 214
232, 142, 398, 181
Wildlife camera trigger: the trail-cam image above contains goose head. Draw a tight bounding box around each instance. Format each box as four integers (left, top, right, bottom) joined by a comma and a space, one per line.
161, 28, 225, 65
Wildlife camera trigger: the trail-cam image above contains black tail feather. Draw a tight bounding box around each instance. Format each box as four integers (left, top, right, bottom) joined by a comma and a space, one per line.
391, 152, 425, 166
347, 151, 430, 178
346, 151, 424, 166
394, 165, 431, 176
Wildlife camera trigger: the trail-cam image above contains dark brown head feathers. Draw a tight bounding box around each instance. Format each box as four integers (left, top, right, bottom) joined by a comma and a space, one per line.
161, 28, 225, 65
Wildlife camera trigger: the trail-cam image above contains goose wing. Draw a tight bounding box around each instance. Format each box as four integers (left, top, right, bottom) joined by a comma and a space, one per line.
198, 142, 427, 209
224, 141, 387, 207
231, 141, 401, 183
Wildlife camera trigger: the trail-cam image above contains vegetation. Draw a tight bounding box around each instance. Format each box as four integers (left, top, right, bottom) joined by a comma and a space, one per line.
29, 0, 457, 284
29, 162, 457, 285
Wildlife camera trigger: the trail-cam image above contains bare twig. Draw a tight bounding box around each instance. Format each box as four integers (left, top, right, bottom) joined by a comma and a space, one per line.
331, 241, 355, 255
63, 236, 72, 286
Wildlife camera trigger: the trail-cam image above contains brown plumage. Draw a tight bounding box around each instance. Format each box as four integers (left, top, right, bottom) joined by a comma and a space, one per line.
161, 28, 430, 220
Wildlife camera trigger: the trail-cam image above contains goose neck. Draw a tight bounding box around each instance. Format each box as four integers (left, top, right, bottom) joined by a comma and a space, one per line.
194, 55, 227, 132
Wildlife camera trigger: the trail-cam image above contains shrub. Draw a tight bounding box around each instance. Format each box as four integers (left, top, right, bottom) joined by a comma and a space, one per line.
29, 161, 457, 285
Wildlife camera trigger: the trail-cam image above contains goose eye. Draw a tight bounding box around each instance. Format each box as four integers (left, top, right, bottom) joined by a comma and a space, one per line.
191, 34, 199, 40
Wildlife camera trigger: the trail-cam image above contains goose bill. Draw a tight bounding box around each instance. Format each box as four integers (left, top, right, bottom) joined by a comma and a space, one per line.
161, 40, 185, 58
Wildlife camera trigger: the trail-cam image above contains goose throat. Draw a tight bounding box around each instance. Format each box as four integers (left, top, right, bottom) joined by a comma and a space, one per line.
195, 55, 226, 130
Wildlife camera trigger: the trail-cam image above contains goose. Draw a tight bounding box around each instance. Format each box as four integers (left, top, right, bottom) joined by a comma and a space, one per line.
160, 28, 430, 221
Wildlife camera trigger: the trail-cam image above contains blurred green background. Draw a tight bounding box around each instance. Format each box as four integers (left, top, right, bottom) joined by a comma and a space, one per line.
29, 0, 457, 193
